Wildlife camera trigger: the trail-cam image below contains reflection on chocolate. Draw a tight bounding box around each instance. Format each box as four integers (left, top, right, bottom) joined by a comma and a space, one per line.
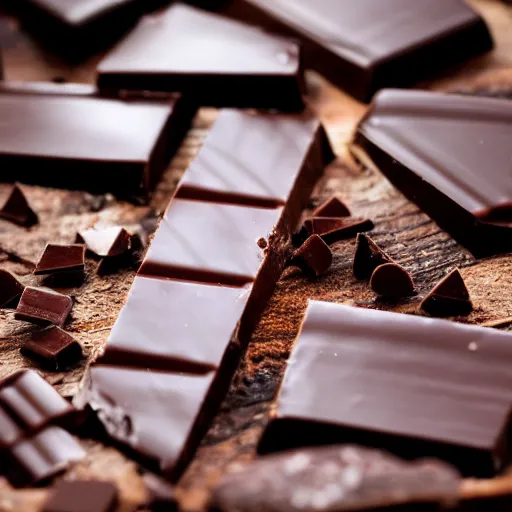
43, 480, 118, 512
0, 269, 24, 308
0, 81, 96, 97
288, 235, 332, 278
15, 287, 73, 327
35, 244, 85, 275
98, 4, 305, 111
313, 196, 350, 218
77, 227, 132, 258
304, 217, 374, 244
0, 184, 38, 227
259, 301, 512, 477
370, 263, 414, 299
352, 233, 391, 280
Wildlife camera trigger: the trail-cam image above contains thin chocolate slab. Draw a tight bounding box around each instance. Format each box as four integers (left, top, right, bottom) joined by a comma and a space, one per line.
352, 233, 391, 280
0, 93, 195, 200
35, 244, 86, 275
97, 4, 305, 111
221, 0, 493, 102
370, 263, 414, 299
77, 226, 132, 258
313, 196, 351, 217
43, 480, 118, 512
15, 287, 73, 327
0, 269, 24, 308
352, 90, 512, 257
0, 184, 38, 227
101, 277, 249, 371
288, 235, 332, 278
259, 301, 512, 477
177, 110, 333, 208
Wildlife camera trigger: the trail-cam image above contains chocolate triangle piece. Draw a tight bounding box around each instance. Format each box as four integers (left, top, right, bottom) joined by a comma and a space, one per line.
313, 197, 351, 218
370, 263, 415, 299
304, 217, 374, 244
421, 269, 473, 317
0, 269, 24, 308
0, 184, 38, 227
35, 244, 86, 275
288, 235, 332, 278
77, 226, 132, 258
353, 233, 392, 280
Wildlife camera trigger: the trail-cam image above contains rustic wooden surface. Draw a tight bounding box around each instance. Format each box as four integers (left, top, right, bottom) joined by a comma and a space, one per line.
0, 1, 511, 511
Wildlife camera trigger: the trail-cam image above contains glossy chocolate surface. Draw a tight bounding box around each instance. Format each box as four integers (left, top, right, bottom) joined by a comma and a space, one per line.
177, 110, 332, 207
353, 90, 512, 257
222, 0, 493, 102
98, 4, 305, 111
43, 480, 118, 512
77, 226, 132, 258
259, 301, 512, 476
35, 244, 85, 275
0, 81, 96, 96
15, 287, 73, 326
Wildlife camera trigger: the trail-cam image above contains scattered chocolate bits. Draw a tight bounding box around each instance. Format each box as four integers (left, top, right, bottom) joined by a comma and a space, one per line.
35, 244, 85, 275
21, 326, 82, 370
77, 226, 132, 258
353, 233, 392, 280
43, 479, 118, 512
210, 445, 460, 512
370, 263, 415, 299
0, 184, 38, 227
0, 269, 24, 308
288, 234, 332, 278
313, 196, 351, 218
304, 217, 374, 244
421, 269, 473, 317
143, 473, 178, 511
15, 287, 73, 327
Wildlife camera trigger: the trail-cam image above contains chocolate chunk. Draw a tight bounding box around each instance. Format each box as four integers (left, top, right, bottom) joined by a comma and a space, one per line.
352, 233, 392, 280
370, 263, 415, 298
0, 184, 38, 227
421, 269, 473, 317
77, 227, 132, 258
35, 244, 86, 276
211, 445, 460, 512
15, 287, 73, 327
143, 473, 178, 511
43, 480, 118, 512
352, 90, 512, 257
312, 197, 350, 218
0, 269, 24, 308
288, 235, 332, 278
21, 326, 83, 371
97, 5, 305, 111
304, 217, 374, 244
258, 301, 512, 477
221, 0, 493, 102
0, 93, 195, 200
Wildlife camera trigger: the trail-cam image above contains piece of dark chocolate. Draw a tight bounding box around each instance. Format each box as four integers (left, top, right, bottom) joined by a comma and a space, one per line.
352, 233, 391, 280
21, 327, 83, 371
0, 184, 38, 227
0, 406, 24, 449
35, 244, 86, 276
220, 0, 493, 102
77, 227, 132, 258
43, 480, 119, 512
0, 269, 24, 308
304, 217, 374, 244
313, 196, 350, 218
288, 235, 332, 278
370, 263, 414, 299
0, 93, 195, 200
142, 473, 178, 511
258, 301, 512, 477
15, 287, 73, 327
211, 445, 461, 512
421, 269, 473, 317
176, 109, 333, 208
352, 90, 512, 257
97, 5, 305, 111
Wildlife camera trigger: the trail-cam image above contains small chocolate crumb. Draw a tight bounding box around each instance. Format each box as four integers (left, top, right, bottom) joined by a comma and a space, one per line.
313, 196, 351, 217
76, 226, 132, 258
304, 217, 374, 244
0, 184, 38, 227
353, 233, 392, 280
35, 244, 86, 275
143, 473, 178, 511
288, 234, 332, 278
370, 263, 415, 298
0, 269, 24, 308
15, 287, 73, 327
421, 269, 473, 317
257, 237, 268, 249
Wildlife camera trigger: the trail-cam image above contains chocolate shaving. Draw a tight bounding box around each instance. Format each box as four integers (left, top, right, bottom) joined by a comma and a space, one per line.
370, 263, 415, 299
0, 269, 24, 308
352, 233, 392, 280
0, 184, 38, 227
35, 244, 86, 275
288, 234, 332, 278
313, 196, 351, 217
304, 217, 374, 244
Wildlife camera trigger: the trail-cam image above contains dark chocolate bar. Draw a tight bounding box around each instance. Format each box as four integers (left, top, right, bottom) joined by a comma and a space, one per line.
97, 5, 305, 111
0, 92, 195, 200
352, 90, 512, 257
259, 301, 512, 477
43, 480, 118, 512
219, 0, 493, 102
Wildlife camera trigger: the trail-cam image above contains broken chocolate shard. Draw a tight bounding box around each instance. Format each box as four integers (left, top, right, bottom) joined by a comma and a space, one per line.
35, 244, 86, 275
370, 263, 415, 299
312, 196, 350, 218
0, 184, 38, 227
211, 445, 460, 512
97, 4, 305, 111
352, 233, 392, 280
15, 287, 73, 327
421, 269, 473, 317
21, 326, 83, 371
0, 269, 24, 308
142, 473, 178, 512
304, 217, 374, 244
352, 90, 512, 257
77, 226, 132, 258
288, 235, 332, 278
43, 480, 119, 512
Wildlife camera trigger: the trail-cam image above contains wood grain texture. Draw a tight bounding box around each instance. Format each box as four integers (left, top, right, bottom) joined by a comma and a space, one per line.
0, 1, 511, 510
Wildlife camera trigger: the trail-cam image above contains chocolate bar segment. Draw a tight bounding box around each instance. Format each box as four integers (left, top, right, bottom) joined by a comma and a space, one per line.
97, 5, 305, 111
15, 287, 73, 327
259, 301, 512, 477
352, 90, 512, 257
220, 0, 493, 102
